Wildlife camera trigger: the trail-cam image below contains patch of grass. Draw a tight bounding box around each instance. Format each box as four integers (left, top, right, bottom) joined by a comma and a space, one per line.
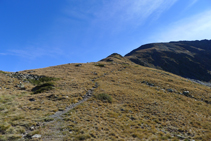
16, 126, 26, 134
0, 135, 7, 141
0, 96, 12, 104
26, 130, 40, 138
44, 117, 54, 122
0, 71, 7, 74
32, 82, 55, 94
7, 134, 22, 141
95, 64, 105, 67
28, 76, 59, 85
95, 93, 113, 103
11, 115, 24, 121
0, 123, 11, 134
75, 134, 91, 140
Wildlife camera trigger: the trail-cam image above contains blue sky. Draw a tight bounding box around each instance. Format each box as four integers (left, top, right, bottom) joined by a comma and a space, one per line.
1, 0, 211, 71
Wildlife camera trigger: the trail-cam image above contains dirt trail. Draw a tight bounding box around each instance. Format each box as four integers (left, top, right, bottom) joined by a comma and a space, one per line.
50, 88, 96, 119
32, 68, 121, 140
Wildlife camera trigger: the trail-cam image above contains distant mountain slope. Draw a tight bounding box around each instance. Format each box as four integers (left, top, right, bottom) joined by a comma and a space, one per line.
125, 39, 211, 82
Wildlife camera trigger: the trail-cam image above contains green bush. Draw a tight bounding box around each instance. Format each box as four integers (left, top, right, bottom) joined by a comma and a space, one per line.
32, 82, 55, 94
28, 76, 59, 85
95, 93, 113, 103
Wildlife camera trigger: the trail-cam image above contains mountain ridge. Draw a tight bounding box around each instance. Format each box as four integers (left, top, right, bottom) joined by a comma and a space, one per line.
125, 39, 211, 82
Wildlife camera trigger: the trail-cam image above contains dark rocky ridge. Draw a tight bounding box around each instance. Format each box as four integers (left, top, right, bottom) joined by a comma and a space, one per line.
125, 39, 211, 82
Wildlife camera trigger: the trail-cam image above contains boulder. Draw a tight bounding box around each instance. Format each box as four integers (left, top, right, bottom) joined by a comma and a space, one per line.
183, 91, 190, 96
32, 134, 41, 138
167, 89, 174, 92
17, 82, 25, 90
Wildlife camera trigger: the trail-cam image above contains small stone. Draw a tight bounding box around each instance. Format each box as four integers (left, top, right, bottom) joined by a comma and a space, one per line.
130, 116, 136, 120
29, 98, 35, 101
75, 64, 82, 67
30, 126, 35, 131
183, 91, 190, 95
32, 134, 41, 138
17, 82, 25, 90
167, 89, 173, 92
176, 135, 185, 139
93, 72, 98, 75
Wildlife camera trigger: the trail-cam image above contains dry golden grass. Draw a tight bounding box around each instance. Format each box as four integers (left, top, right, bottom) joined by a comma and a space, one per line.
0, 55, 211, 140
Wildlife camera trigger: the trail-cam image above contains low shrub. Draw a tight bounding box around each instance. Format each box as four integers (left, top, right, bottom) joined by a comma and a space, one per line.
29, 76, 59, 85
95, 93, 113, 103
95, 64, 105, 67
32, 82, 55, 94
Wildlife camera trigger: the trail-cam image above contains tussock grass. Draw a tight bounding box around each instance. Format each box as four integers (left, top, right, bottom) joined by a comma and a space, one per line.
95, 93, 113, 103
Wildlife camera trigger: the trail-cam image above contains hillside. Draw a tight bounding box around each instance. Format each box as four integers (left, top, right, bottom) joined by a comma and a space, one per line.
0, 54, 211, 140
125, 39, 211, 82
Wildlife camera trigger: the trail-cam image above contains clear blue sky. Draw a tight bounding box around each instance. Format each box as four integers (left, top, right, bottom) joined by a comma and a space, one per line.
1, 0, 211, 71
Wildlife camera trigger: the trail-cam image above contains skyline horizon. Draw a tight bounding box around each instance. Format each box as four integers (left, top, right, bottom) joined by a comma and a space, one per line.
1, 0, 211, 71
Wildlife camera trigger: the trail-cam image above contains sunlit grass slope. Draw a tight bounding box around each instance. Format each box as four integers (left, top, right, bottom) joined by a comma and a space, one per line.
0, 53, 211, 140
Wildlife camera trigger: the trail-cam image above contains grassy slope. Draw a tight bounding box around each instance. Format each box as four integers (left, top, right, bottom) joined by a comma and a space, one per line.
0, 55, 211, 140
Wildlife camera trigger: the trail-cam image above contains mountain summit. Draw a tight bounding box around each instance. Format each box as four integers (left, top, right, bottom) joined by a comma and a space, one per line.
125, 39, 211, 82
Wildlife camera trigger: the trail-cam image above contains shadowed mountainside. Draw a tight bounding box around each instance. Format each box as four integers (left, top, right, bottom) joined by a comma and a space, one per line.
125, 39, 211, 82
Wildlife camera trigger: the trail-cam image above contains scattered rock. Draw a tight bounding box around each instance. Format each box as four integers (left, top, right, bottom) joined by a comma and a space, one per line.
142, 81, 154, 87
7, 72, 45, 81
30, 126, 35, 131
130, 116, 136, 120
176, 135, 186, 139
75, 64, 82, 67
32, 134, 41, 138
29, 98, 36, 101
183, 91, 190, 96
167, 89, 174, 92
92, 72, 98, 75
17, 82, 26, 90
93, 82, 99, 88
28, 71, 35, 73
